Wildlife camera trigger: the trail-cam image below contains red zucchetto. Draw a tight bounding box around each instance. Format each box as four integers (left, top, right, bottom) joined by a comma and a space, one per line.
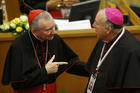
28, 9, 44, 24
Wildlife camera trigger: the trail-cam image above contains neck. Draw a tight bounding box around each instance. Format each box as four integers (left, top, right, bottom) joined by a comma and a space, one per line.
103, 30, 122, 44
103, 34, 117, 43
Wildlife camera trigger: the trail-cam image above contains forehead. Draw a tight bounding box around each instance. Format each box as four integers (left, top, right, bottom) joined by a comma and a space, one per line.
38, 18, 54, 28
95, 10, 106, 23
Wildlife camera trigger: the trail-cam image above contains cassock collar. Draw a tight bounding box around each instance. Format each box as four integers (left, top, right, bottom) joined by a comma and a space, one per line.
29, 31, 46, 45
105, 31, 121, 48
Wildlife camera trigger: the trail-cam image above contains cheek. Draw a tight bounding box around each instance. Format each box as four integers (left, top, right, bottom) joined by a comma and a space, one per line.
42, 32, 49, 36
95, 26, 101, 34
96, 31, 101, 37
96, 28, 104, 37
38, 32, 48, 39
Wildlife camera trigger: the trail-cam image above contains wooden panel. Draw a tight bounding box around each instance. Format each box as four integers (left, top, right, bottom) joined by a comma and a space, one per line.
5, 0, 20, 21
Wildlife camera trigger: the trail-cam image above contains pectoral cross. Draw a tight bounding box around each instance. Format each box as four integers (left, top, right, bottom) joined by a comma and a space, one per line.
43, 84, 46, 90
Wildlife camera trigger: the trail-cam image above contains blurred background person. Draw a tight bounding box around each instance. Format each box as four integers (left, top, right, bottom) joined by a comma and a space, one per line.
18, 0, 88, 18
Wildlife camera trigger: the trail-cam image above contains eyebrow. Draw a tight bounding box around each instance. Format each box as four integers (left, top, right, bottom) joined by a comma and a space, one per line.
45, 25, 55, 31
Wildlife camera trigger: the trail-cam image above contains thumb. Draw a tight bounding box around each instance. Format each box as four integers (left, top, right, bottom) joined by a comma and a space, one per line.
48, 55, 55, 64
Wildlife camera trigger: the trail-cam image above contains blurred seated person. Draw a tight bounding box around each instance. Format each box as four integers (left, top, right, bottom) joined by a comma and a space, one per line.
18, 0, 29, 14
19, 0, 86, 18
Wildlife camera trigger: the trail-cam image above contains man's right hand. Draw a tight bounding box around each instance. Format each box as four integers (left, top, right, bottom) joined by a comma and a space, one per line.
45, 55, 68, 74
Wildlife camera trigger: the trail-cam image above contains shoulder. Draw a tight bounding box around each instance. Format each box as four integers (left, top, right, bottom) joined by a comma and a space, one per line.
12, 32, 29, 48
117, 30, 140, 52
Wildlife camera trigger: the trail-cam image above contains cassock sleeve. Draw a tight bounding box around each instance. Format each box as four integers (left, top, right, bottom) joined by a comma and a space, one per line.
66, 62, 90, 76
53, 35, 89, 77
11, 67, 49, 89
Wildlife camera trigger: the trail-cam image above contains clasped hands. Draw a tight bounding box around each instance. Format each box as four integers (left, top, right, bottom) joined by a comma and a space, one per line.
46, 0, 79, 10
45, 55, 68, 74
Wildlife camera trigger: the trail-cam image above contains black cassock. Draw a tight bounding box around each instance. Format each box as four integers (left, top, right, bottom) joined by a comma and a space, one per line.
2, 31, 88, 92
85, 30, 140, 93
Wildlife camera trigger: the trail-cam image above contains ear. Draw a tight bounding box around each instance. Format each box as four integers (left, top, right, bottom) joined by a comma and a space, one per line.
31, 28, 37, 35
32, 27, 37, 32
106, 26, 112, 34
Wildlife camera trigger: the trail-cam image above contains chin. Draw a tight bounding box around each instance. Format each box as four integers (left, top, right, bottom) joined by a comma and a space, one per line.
47, 36, 54, 40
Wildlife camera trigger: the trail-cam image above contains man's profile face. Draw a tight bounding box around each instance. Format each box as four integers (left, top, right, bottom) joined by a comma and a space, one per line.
34, 18, 56, 41
92, 10, 108, 41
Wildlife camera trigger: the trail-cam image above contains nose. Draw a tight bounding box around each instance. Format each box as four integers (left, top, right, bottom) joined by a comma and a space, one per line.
92, 22, 96, 28
52, 30, 56, 34
51, 27, 56, 34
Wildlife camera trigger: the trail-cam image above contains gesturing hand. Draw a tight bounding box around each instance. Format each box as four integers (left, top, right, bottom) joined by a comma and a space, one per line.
45, 55, 68, 74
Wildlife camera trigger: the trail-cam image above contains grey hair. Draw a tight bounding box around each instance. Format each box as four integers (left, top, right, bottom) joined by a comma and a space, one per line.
30, 11, 52, 30
100, 9, 113, 29
104, 17, 112, 28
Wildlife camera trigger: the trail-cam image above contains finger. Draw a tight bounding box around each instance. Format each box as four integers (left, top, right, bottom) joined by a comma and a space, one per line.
48, 55, 55, 63
54, 62, 68, 65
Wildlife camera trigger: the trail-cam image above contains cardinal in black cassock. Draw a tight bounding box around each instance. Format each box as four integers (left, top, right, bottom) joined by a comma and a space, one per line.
2, 9, 88, 93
